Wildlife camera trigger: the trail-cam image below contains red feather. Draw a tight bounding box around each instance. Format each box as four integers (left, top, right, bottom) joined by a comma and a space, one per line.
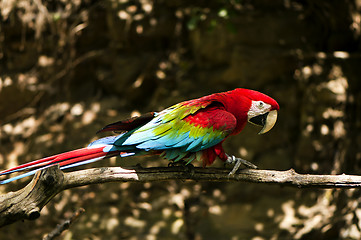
1, 88, 279, 184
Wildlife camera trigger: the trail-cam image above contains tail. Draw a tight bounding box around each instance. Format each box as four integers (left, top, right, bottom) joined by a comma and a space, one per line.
0, 136, 134, 184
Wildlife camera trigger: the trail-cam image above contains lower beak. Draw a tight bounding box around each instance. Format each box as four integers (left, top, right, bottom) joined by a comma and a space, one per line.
249, 110, 278, 134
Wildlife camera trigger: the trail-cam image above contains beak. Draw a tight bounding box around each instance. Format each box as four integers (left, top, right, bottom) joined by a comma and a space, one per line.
249, 110, 278, 134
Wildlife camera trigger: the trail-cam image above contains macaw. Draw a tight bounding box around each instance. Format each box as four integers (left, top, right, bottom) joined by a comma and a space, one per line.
0, 88, 279, 184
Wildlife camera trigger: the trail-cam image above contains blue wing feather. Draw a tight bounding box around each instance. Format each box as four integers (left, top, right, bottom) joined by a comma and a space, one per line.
104, 100, 236, 162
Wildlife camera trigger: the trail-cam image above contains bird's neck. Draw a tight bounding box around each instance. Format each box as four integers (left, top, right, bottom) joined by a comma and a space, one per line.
215, 90, 250, 135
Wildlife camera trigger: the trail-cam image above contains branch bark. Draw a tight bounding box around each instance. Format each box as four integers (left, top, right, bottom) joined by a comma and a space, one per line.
42, 208, 85, 240
1, 165, 361, 227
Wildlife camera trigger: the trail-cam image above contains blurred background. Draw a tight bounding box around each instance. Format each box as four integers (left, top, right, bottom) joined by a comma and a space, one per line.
1, 0, 361, 239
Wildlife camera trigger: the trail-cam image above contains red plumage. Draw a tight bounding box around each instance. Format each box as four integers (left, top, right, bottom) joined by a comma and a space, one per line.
0, 88, 279, 184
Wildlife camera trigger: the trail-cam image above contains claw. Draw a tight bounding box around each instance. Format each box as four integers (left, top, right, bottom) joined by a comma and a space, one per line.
168, 160, 195, 178
168, 160, 186, 167
225, 154, 258, 175
168, 160, 194, 168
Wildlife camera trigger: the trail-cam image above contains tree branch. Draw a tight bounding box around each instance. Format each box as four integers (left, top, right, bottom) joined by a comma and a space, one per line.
42, 208, 85, 240
1, 165, 361, 227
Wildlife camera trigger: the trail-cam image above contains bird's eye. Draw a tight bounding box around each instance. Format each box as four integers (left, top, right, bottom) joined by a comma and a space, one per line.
258, 101, 264, 108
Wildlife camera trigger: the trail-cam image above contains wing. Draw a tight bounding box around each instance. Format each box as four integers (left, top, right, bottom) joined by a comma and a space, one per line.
97, 112, 156, 133
117, 100, 237, 153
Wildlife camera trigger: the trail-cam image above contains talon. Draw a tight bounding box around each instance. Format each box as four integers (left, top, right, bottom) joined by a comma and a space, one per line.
168, 160, 188, 167
225, 154, 258, 175
168, 160, 195, 178
185, 163, 195, 177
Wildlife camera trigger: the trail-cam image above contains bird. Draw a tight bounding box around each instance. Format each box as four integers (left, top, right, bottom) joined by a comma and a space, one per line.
0, 88, 279, 184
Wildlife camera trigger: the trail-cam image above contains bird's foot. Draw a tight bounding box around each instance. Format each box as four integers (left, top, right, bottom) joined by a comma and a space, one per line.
168, 160, 188, 167
168, 160, 195, 170
168, 160, 195, 178
225, 154, 258, 175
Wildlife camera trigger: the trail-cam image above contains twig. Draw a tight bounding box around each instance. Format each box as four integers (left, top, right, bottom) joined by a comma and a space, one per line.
42, 208, 85, 240
1, 165, 361, 227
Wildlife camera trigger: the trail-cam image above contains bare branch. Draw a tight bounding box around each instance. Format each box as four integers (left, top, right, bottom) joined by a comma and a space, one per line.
42, 208, 85, 240
1, 165, 361, 227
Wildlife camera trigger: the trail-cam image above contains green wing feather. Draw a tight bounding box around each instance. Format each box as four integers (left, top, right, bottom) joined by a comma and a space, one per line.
117, 99, 236, 161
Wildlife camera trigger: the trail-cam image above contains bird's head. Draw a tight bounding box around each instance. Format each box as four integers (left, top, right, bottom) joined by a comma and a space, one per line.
208, 88, 280, 135
244, 89, 279, 134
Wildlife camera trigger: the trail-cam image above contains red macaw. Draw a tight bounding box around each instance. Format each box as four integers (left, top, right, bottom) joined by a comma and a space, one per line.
0, 88, 279, 184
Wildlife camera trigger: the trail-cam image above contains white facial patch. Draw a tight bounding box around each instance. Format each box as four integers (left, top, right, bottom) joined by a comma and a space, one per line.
247, 100, 272, 120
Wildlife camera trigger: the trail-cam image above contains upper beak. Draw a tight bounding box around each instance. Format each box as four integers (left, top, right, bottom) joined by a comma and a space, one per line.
249, 110, 278, 134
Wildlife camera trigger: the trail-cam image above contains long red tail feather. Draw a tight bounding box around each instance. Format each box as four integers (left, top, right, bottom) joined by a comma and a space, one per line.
0, 146, 121, 184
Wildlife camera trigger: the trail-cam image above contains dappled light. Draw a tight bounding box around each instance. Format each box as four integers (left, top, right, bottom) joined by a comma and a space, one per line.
1, 0, 361, 239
